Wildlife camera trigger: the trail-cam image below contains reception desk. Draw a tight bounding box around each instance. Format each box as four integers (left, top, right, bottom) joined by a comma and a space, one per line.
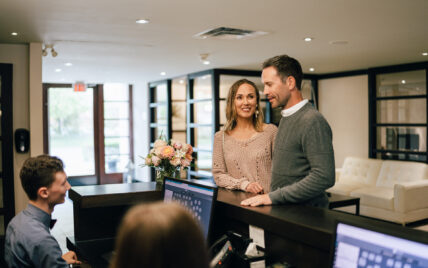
67, 182, 420, 268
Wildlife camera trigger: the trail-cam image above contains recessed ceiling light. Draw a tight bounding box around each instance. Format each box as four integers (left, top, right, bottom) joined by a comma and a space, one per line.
160, 72, 166, 76
65, 62, 73, 67
329, 40, 349, 45
55, 68, 62, 72
136, 19, 150, 24
423, 52, 428, 56
401, 80, 406, 84
304, 37, 313, 42
11, 32, 18, 36
179, 80, 184, 84
309, 68, 315, 72
202, 60, 210, 65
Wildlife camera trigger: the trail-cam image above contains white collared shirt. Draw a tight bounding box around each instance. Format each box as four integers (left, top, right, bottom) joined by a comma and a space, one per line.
280, 99, 309, 117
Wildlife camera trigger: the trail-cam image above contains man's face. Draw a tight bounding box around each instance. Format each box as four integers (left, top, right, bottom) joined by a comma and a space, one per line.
47, 171, 70, 206
262, 66, 292, 109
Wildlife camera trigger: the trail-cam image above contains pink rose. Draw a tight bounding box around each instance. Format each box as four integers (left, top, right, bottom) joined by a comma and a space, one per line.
173, 141, 182, 150
151, 156, 161, 166
145, 157, 152, 165
181, 159, 191, 167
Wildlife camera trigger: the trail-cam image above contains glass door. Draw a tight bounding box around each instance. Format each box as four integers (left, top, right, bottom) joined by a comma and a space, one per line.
46, 85, 96, 177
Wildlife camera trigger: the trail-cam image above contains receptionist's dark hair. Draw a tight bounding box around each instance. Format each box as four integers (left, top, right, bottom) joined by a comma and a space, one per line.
110, 202, 210, 268
20, 155, 64, 200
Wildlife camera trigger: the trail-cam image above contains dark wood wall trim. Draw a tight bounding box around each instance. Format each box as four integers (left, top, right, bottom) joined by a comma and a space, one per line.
317, 69, 368, 80
0, 63, 15, 224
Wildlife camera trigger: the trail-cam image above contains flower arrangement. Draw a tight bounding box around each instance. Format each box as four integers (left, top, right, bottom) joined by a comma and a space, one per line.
142, 135, 193, 184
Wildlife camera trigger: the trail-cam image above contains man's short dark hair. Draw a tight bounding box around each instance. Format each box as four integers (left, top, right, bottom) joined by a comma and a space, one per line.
20, 155, 64, 200
262, 55, 303, 90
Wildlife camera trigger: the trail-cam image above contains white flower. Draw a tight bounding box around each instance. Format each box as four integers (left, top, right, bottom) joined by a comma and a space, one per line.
170, 157, 181, 167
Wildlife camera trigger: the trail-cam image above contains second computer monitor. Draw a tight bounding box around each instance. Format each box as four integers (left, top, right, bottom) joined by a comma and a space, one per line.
163, 177, 217, 240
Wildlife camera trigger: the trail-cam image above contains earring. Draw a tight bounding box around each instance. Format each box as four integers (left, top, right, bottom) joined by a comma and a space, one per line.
255, 110, 259, 118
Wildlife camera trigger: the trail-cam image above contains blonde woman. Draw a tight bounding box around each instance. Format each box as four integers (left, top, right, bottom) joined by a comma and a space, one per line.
212, 79, 277, 194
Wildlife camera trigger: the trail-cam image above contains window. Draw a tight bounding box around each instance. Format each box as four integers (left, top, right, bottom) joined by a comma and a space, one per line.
43, 83, 133, 184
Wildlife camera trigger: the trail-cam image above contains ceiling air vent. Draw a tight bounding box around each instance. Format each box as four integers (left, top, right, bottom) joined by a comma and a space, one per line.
193, 27, 268, 40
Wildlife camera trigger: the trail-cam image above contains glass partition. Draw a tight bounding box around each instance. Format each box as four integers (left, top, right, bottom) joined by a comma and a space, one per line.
377, 99, 426, 124
373, 68, 427, 162
376, 70, 426, 97
193, 75, 212, 99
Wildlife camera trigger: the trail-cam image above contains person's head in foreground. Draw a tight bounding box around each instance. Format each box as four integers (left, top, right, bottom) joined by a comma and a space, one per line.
110, 202, 210, 268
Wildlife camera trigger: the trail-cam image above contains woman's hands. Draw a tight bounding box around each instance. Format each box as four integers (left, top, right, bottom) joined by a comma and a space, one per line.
245, 182, 264, 194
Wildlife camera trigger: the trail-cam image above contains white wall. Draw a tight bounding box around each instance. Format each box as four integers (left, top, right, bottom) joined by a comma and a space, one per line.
318, 75, 369, 169
132, 82, 150, 181
0, 43, 31, 213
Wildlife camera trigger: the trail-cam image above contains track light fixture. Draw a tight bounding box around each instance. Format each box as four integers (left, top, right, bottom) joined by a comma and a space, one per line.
42, 44, 58, 57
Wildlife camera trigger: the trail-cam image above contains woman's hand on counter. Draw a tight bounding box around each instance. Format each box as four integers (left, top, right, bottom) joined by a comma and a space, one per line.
245, 182, 264, 194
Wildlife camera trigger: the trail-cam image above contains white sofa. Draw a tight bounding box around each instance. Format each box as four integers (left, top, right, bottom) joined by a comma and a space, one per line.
327, 156, 428, 225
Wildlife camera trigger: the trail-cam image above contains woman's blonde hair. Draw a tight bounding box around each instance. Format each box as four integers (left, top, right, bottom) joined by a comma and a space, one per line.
110, 202, 209, 268
224, 79, 264, 132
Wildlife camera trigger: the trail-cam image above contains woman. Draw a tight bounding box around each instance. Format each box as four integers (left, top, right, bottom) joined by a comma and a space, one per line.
110, 202, 210, 268
212, 79, 277, 194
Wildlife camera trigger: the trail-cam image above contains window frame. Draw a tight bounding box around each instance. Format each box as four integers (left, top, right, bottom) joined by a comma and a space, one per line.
42, 83, 134, 185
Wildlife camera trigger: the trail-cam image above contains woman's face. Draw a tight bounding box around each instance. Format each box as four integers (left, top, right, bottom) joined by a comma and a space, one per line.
234, 83, 258, 120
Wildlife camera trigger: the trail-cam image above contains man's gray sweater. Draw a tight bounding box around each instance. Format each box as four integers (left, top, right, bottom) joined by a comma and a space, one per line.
268, 103, 335, 208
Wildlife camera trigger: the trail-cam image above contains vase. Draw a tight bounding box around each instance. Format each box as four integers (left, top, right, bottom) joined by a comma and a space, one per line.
155, 169, 180, 185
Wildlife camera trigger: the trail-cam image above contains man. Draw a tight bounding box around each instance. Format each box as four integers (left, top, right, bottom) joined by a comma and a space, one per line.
241, 55, 335, 208
5, 155, 81, 267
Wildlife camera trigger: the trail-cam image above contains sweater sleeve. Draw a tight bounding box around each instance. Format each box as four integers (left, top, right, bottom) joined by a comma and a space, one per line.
270, 124, 278, 157
269, 116, 335, 204
212, 131, 250, 191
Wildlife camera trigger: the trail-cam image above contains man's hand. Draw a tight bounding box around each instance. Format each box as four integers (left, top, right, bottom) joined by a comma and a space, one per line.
245, 182, 264, 194
240, 194, 272, 207
62, 251, 81, 265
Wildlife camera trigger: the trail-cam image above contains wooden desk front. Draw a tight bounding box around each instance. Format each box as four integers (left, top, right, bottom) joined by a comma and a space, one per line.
69, 182, 162, 241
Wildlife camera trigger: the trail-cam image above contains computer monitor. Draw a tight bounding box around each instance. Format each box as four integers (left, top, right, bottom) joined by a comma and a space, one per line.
330, 220, 428, 268
163, 177, 218, 240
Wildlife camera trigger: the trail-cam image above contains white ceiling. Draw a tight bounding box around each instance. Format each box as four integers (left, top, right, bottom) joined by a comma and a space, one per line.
0, 0, 427, 84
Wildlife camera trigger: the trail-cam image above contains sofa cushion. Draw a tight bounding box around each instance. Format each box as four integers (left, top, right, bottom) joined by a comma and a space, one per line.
376, 161, 427, 189
338, 157, 383, 186
350, 187, 394, 210
327, 182, 366, 196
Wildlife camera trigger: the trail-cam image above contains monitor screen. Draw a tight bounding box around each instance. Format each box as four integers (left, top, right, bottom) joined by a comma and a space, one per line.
163, 178, 217, 240
331, 221, 428, 268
